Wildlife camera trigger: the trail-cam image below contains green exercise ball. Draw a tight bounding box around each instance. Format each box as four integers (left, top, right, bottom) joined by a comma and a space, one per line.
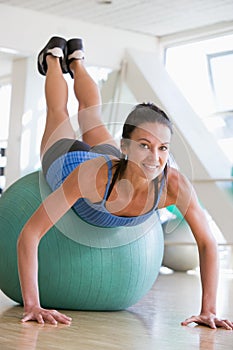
0, 171, 164, 310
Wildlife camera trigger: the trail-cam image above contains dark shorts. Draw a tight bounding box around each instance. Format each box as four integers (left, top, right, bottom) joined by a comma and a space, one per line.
42, 138, 121, 175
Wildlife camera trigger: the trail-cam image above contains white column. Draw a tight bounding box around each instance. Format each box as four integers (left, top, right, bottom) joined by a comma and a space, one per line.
5, 56, 45, 188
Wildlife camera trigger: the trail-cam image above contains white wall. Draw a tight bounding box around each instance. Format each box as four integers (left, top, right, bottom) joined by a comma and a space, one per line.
0, 4, 158, 70
0, 3, 159, 186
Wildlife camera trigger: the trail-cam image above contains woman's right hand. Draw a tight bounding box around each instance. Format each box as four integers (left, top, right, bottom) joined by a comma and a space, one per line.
21, 306, 72, 325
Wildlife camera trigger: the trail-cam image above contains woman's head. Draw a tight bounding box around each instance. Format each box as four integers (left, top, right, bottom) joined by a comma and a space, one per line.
116, 103, 173, 180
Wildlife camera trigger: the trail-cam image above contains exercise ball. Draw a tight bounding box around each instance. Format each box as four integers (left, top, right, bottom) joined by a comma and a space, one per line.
162, 216, 199, 272
0, 171, 164, 310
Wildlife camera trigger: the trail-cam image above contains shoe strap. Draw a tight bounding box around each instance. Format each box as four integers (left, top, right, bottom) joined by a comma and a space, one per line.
68, 50, 84, 61
47, 47, 64, 58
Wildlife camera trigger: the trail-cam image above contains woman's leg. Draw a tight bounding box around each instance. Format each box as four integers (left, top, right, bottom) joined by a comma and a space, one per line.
70, 60, 117, 148
40, 56, 75, 158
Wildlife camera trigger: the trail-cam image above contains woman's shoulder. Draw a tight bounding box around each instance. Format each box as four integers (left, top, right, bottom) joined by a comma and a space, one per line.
68, 155, 116, 201
159, 167, 191, 207
167, 166, 180, 187
167, 166, 192, 193
166, 166, 191, 187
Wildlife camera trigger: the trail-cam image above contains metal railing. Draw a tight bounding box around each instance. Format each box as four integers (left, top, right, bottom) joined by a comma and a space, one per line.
192, 177, 233, 183
0, 147, 6, 196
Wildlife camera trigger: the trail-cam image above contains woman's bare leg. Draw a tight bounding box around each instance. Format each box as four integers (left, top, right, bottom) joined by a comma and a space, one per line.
70, 60, 117, 147
40, 56, 75, 158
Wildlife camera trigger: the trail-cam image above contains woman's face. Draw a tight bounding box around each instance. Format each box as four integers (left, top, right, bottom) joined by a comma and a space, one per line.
122, 122, 171, 180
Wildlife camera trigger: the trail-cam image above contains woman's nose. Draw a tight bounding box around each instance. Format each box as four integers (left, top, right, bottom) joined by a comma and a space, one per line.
150, 148, 160, 161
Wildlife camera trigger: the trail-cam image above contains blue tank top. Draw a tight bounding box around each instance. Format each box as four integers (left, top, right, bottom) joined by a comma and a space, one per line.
46, 151, 165, 228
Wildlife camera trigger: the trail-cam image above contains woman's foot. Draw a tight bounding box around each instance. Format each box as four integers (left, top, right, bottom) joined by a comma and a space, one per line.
37, 36, 67, 75
67, 38, 84, 78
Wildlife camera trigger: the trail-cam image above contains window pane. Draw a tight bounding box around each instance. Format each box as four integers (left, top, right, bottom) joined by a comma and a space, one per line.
208, 52, 233, 111
165, 34, 233, 164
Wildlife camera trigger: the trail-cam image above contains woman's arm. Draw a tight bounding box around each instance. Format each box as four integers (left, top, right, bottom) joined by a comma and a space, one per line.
165, 168, 233, 330
17, 165, 86, 324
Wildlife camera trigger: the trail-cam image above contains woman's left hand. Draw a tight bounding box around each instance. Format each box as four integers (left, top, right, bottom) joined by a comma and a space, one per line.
181, 313, 233, 330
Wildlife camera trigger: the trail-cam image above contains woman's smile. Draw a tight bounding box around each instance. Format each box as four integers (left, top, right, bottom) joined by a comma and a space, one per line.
142, 162, 160, 171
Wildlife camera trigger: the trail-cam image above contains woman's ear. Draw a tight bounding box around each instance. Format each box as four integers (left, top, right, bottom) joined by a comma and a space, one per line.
120, 138, 128, 156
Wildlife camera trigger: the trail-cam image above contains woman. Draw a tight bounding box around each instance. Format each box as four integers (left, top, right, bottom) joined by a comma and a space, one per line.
17, 37, 233, 329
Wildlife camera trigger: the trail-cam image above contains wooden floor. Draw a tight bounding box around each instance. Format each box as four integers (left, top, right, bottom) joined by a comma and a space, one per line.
0, 270, 232, 350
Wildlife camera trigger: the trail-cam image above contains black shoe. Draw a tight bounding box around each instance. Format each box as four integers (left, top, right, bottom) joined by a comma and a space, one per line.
67, 38, 84, 78
37, 36, 68, 75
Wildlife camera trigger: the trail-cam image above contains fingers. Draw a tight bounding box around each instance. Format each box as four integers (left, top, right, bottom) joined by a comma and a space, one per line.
181, 314, 233, 330
50, 310, 72, 325
207, 319, 217, 329
21, 308, 72, 325
21, 313, 44, 324
215, 318, 233, 330
181, 315, 200, 326
205, 318, 233, 330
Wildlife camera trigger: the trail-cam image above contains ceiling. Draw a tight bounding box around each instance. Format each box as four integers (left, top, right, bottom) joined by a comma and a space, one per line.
1, 0, 233, 37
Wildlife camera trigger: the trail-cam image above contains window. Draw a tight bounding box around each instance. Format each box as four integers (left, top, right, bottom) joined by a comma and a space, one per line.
207, 50, 233, 112
165, 33, 233, 163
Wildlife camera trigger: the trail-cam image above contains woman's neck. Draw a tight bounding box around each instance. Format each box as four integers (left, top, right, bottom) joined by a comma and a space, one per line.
120, 162, 153, 192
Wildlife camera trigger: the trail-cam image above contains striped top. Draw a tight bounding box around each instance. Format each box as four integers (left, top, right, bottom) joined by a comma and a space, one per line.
46, 151, 165, 228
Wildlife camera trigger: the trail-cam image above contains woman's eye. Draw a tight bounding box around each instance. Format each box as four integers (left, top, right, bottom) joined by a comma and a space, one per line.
160, 145, 168, 151
140, 143, 149, 149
